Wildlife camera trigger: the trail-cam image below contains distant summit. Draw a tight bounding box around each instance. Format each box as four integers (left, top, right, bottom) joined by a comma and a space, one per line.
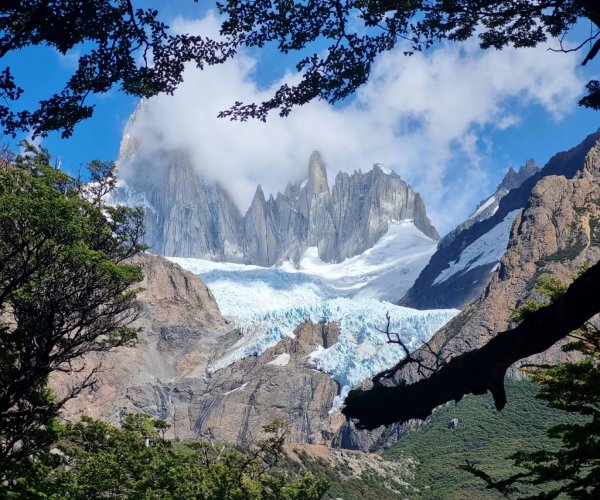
113, 144, 439, 266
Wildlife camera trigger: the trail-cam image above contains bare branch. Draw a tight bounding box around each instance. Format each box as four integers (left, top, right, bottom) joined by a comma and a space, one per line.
343, 259, 600, 430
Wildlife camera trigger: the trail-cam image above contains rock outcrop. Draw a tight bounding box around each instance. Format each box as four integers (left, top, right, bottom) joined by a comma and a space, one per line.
194, 322, 342, 445
398, 137, 600, 385
52, 255, 345, 446
115, 135, 439, 266
401, 130, 600, 309
52, 253, 233, 426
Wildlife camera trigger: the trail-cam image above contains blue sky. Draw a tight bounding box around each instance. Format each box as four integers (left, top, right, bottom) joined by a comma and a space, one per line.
3, 3, 599, 234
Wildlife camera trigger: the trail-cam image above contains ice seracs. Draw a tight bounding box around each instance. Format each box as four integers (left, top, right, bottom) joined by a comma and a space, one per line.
168, 220, 458, 408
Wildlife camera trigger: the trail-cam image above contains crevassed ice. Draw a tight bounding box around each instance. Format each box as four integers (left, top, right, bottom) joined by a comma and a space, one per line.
206, 297, 457, 396
167, 221, 457, 400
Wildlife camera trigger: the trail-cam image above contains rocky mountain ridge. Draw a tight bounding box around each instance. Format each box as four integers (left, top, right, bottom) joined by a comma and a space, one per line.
397, 136, 600, 387
401, 130, 600, 309
114, 147, 439, 266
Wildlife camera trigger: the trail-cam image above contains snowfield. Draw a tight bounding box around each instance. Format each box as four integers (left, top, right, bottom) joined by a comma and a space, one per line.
168, 221, 458, 402
433, 209, 520, 285
296, 220, 438, 302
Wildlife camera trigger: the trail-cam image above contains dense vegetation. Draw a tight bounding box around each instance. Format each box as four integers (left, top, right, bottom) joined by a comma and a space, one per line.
28, 416, 329, 499
0, 146, 145, 491
384, 379, 574, 499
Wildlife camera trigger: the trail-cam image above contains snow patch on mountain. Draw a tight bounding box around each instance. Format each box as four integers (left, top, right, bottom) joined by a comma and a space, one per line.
171, 220, 437, 305
469, 194, 499, 220
294, 220, 438, 302
374, 163, 392, 175
268, 353, 291, 366
433, 209, 521, 285
168, 221, 456, 403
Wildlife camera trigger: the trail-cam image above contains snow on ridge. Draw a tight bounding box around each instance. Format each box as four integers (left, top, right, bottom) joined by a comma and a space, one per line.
170, 220, 438, 307
168, 220, 455, 400
297, 220, 437, 302
433, 209, 521, 286
468, 194, 497, 220
374, 163, 392, 175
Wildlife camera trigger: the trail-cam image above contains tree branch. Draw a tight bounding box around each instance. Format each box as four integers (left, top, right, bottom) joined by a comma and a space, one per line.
342, 260, 600, 430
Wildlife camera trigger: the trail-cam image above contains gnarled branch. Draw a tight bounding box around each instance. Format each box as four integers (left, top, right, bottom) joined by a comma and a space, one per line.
342, 260, 600, 430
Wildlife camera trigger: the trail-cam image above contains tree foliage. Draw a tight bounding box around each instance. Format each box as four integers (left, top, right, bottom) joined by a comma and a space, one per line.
0, 145, 145, 490
2, 1, 600, 136
458, 277, 600, 499
36, 415, 328, 499
0, 1, 234, 138
217, 0, 600, 120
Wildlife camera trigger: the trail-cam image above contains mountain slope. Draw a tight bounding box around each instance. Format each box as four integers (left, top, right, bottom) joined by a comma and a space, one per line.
401, 130, 600, 309
396, 136, 600, 388
115, 121, 439, 266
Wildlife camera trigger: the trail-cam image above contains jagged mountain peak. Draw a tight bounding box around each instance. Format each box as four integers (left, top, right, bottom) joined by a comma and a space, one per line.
498, 159, 540, 191
253, 184, 266, 200
114, 148, 439, 266
461, 158, 540, 228
307, 150, 330, 195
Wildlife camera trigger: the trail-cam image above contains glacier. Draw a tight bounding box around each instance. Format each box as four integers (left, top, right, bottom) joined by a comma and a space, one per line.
168, 221, 458, 402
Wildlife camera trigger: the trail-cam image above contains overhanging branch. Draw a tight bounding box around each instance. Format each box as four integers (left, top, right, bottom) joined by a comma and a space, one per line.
342, 260, 600, 430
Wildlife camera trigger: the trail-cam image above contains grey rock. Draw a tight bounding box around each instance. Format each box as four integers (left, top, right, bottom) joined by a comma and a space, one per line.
114, 128, 439, 266
447, 418, 459, 430
401, 130, 600, 309
113, 153, 245, 261
397, 136, 600, 386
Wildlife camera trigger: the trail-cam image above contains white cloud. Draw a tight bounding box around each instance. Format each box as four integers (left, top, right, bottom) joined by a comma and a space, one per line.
120, 11, 586, 234
20, 131, 43, 155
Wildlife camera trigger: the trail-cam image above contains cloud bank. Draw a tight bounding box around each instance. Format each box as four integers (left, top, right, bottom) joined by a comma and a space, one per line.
121, 12, 586, 234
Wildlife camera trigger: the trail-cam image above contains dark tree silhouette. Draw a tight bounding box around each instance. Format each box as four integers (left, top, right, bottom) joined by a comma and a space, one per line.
0, 1, 234, 138
217, 0, 600, 120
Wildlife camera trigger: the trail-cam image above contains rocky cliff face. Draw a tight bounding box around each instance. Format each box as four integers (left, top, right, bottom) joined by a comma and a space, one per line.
398, 137, 600, 386
112, 154, 245, 260
52, 254, 345, 446
115, 140, 439, 266
194, 322, 343, 445
52, 253, 232, 425
401, 130, 600, 309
